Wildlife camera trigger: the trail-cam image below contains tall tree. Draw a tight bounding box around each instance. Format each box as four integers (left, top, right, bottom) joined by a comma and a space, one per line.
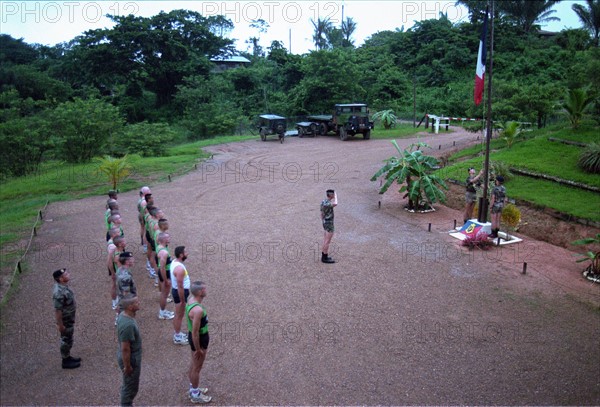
341, 17, 358, 47
497, 0, 561, 34
455, 0, 489, 24
572, 0, 600, 46
311, 18, 333, 50
66, 10, 235, 107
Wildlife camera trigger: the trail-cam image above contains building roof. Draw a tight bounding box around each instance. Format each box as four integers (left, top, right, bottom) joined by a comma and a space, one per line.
210, 55, 251, 63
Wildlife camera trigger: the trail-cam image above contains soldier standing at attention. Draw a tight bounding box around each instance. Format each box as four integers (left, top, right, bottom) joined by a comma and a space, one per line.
117, 294, 142, 407
320, 189, 338, 264
186, 281, 212, 404
489, 175, 507, 238
52, 268, 81, 369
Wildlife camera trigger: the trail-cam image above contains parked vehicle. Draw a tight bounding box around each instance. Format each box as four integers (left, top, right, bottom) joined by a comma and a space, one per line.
258, 114, 287, 143
307, 103, 374, 141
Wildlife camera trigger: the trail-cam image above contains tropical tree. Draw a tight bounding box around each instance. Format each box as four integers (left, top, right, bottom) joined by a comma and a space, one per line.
497, 0, 561, 34
94, 155, 132, 190
311, 18, 333, 50
572, 0, 600, 47
341, 17, 358, 47
49, 98, 124, 163
371, 141, 447, 211
455, 0, 489, 24
562, 88, 594, 129
498, 120, 522, 148
67, 10, 235, 107
372, 109, 398, 129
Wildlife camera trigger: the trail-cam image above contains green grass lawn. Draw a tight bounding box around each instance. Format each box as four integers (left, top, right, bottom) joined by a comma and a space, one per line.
542, 124, 599, 144
371, 124, 423, 139
0, 135, 253, 264
492, 137, 600, 188
508, 176, 600, 221
441, 123, 600, 222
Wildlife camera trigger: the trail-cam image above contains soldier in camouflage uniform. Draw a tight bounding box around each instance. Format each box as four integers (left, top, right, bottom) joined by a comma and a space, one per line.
116, 252, 137, 314
52, 268, 81, 369
490, 175, 507, 238
320, 189, 338, 264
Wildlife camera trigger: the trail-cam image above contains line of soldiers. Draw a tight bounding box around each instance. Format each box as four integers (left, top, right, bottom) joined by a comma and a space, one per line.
53, 186, 211, 403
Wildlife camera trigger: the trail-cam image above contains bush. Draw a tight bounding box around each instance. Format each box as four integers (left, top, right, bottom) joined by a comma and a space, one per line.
463, 121, 484, 133
0, 116, 51, 178
578, 142, 600, 174
501, 203, 521, 230
50, 98, 124, 163
114, 122, 177, 157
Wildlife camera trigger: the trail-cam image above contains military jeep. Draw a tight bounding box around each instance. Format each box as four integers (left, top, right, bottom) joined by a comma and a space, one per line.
258, 114, 287, 143
307, 103, 374, 141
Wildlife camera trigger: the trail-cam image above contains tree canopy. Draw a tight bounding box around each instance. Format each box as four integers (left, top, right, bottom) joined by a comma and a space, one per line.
1, 6, 598, 177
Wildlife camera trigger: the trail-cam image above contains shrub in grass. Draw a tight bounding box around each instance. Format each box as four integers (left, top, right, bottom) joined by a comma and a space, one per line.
577, 142, 600, 174
372, 110, 397, 129
115, 122, 177, 157
463, 121, 484, 133
502, 203, 521, 234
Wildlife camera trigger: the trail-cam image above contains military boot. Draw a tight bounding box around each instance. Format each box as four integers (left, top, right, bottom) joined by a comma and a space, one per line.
62, 357, 81, 369
321, 253, 336, 264
66, 355, 82, 363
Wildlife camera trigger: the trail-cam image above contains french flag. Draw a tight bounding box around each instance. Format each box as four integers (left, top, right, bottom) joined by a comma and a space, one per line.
474, 8, 488, 106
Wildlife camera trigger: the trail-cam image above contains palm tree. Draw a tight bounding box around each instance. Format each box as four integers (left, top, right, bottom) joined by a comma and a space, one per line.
341, 17, 357, 47
311, 17, 333, 50
562, 88, 595, 129
454, 0, 489, 24
94, 155, 132, 190
497, 0, 561, 34
498, 121, 522, 148
572, 0, 600, 47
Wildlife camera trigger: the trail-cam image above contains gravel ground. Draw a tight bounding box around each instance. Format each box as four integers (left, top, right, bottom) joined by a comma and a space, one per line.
1, 130, 599, 406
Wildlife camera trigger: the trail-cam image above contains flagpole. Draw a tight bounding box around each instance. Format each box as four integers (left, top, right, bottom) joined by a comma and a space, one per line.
478, 0, 494, 223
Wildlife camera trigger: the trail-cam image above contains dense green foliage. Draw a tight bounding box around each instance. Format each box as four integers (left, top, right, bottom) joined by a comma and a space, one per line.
1, 4, 599, 179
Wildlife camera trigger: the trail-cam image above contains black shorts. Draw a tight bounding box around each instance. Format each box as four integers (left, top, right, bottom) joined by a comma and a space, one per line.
171, 288, 189, 304
106, 231, 110, 242
188, 332, 209, 350
145, 230, 155, 249
157, 266, 171, 282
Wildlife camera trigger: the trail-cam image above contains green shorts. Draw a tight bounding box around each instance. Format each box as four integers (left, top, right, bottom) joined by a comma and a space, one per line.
323, 221, 334, 233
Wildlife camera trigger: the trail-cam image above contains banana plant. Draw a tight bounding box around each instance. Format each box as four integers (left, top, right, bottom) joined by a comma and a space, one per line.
572, 233, 600, 277
371, 141, 447, 210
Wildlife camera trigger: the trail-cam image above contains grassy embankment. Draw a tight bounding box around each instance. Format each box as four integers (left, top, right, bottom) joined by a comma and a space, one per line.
442, 125, 600, 222
0, 135, 253, 277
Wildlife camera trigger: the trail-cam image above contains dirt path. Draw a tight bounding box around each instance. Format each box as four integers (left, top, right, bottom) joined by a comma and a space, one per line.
1, 130, 599, 406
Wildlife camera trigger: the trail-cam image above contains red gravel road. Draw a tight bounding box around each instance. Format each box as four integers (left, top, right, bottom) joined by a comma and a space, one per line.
1, 130, 599, 406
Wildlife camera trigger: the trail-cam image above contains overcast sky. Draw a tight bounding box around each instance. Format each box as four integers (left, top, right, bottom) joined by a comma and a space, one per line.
0, 1, 586, 54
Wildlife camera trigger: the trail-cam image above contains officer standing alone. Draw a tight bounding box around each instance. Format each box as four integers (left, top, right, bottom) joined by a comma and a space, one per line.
52, 268, 81, 369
